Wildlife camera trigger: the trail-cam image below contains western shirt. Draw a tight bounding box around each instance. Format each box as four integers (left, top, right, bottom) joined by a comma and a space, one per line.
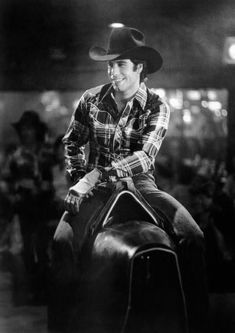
63, 83, 170, 181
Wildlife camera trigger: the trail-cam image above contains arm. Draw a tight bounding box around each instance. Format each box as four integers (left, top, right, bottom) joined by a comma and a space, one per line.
62, 93, 90, 183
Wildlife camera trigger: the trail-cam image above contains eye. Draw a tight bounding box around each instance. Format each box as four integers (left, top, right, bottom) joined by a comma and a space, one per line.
118, 62, 126, 67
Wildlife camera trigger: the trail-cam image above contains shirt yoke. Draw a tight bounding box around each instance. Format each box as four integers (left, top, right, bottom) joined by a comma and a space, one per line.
83, 83, 112, 104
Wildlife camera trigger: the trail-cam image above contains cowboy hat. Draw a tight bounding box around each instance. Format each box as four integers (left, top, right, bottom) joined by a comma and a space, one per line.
89, 26, 163, 74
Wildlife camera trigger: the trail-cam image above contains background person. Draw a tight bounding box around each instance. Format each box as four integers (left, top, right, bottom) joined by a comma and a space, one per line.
4, 110, 55, 304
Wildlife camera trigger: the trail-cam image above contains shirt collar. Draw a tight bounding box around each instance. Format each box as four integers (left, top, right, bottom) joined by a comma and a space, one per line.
134, 82, 147, 110
108, 82, 147, 111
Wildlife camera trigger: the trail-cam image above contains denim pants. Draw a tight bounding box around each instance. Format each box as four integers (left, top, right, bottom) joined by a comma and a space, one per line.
133, 172, 209, 332
52, 172, 208, 332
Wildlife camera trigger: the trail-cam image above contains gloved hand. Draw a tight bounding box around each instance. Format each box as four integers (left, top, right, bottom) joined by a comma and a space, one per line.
64, 168, 102, 214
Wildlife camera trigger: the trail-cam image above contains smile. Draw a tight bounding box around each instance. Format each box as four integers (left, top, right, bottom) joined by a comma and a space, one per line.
112, 78, 124, 84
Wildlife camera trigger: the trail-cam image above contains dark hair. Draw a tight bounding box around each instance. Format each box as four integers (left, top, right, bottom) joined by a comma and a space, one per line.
131, 59, 148, 82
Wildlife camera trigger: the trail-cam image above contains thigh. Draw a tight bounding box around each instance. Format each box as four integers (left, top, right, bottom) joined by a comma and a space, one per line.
54, 184, 114, 253
133, 173, 203, 242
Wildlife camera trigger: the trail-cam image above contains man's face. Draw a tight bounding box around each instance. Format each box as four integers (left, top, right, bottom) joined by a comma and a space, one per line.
20, 125, 37, 144
107, 59, 141, 96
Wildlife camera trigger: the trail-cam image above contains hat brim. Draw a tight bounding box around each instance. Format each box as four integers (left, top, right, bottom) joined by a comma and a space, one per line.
89, 46, 163, 74
12, 120, 47, 134
12, 122, 24, 132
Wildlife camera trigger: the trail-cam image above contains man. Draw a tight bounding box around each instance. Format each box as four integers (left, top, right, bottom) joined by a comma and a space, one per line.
53, 26, 208, 332
5, 110, 54, 304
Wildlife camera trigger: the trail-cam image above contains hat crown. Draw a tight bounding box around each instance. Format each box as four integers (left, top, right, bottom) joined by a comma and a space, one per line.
108, 27, 145, 54
89, 26, 163, 74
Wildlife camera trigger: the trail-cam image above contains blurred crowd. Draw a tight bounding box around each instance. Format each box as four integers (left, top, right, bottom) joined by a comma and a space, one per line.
0, 109, 234, 308
0, 110, 71, 306
155, 152, 235, 292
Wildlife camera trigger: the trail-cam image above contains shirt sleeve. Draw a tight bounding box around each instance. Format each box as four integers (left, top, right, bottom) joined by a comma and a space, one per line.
111, 98, 170, 178
62, 93, 90, 182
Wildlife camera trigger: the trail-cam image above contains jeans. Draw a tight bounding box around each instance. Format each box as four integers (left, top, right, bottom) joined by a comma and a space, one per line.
52, 172, 208, 332
133, 172, 208, 332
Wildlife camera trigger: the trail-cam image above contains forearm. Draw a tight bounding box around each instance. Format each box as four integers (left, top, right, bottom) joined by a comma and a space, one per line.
64, 143, 87, 183
109, 101, 170, 178
111, 150, 154, 178
105, 130, 165, 179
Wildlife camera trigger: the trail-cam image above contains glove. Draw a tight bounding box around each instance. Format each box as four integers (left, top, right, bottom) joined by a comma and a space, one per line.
64, 168, 102, 214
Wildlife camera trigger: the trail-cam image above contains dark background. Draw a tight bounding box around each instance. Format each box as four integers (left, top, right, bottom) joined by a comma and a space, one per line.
0, 0, 235, 90
1, 0, 235, 166
0, 2, 235, 332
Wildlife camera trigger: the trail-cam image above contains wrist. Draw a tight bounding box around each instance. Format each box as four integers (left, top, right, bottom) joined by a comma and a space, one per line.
69, 170, 86, 184
99, 167, 117, 182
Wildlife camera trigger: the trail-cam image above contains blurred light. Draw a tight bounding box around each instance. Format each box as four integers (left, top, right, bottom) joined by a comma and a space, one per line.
183, 109, 192, 124
109, 23, 125, 28
169, 97, 183, 109
169, 90, 183, 110
151, 88, 166, 98
221, 109, 228, 117
207, 101, 222, 112
41, 91, 60, 112
214, 110, 221, 117
223, 37, 235, 64
228, 44, 235, 59
187, 90, 201, 100
207, 90, 217, 100
201, 101, 208, 108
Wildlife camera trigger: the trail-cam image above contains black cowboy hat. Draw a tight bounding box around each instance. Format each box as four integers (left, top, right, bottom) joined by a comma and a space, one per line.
89, 26, 163, 74
12, 110, 48, 141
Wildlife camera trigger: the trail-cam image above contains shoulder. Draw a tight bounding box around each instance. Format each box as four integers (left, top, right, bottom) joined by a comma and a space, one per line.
73, 83, 111, 119
82, 83, 111, 104
147, 88, 170, 112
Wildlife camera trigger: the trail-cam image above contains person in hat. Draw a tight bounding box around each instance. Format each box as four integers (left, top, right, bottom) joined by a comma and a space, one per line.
12, 110, 48, 144
4, 110, 55, 304
52, 27, 208, 332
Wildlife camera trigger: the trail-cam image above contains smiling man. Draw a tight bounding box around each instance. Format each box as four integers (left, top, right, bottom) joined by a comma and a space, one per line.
108, 58, 143, 96
52, 26, 208, 332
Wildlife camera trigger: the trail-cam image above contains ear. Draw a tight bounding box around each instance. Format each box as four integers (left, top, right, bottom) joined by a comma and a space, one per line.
137, 63, 143, 74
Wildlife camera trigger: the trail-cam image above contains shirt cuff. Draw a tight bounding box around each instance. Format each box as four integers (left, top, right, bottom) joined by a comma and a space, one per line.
111, 161, 129, 178
99, 167, 118, 182
67, 170, 86, 184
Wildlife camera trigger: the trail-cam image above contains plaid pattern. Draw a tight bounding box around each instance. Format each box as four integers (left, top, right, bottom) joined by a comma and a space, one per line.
63, 83, 170, 180
4, 143, 55, 204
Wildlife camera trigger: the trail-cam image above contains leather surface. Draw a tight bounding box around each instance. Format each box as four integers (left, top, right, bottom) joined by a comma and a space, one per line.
70, 183, 187, 333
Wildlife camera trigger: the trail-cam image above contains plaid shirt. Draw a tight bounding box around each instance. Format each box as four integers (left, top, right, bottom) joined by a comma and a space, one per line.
63, 83, 170, 181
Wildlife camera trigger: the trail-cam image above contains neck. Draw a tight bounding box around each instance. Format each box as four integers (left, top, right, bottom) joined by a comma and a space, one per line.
115, 81, 140, 103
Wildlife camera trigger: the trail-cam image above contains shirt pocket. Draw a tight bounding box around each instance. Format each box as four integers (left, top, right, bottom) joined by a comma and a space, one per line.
124, 113, 148, 139
89, 104, 114, 147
